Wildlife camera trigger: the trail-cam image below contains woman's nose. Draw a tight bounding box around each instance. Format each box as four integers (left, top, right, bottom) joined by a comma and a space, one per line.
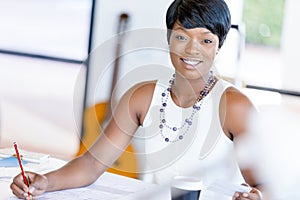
184, 39, 202, 55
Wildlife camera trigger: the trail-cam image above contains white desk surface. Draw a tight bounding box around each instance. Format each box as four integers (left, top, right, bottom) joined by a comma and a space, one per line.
0, 157, 170, 200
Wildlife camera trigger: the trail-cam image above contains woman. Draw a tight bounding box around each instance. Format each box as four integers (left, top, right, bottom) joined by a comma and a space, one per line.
11, 0, 263, 199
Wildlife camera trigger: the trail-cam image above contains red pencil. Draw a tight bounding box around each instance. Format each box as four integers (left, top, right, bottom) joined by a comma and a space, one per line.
13, 142, 31, 198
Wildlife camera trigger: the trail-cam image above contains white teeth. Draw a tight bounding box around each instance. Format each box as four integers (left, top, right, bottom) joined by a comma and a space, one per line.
182, 59, 201, 66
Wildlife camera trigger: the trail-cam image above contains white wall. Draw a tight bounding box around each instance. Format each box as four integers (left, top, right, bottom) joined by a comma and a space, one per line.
0, 56, 86, 159
281, 0, 300, 91
86, 0, 173, 107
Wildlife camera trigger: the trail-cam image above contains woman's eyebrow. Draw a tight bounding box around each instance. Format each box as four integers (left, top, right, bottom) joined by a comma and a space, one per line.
172, 26, 214, 37
173, 27, 186, 32
203, 30, 212, 34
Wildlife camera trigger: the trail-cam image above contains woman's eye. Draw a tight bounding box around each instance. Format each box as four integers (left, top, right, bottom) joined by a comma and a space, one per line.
202, 39, 213, 44
175, 35, 187, 41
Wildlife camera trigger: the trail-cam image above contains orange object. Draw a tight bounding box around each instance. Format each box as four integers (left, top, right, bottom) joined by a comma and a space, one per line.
76, 103, 138, 179
77, 13, 138, 179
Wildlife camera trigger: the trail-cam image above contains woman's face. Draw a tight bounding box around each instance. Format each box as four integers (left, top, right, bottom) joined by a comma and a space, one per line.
169, 22, 219, 80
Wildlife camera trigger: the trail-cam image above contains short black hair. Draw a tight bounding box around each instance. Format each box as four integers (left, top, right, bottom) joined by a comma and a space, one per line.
166, 0, 231, 48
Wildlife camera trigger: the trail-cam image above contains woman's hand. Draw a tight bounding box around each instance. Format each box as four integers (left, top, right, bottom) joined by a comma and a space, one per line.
10, 171, 48, 199
232, 187, 263, 200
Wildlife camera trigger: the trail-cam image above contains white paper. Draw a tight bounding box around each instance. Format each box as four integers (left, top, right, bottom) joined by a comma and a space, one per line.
207, 180, 252, 197
5, 172, 158, 200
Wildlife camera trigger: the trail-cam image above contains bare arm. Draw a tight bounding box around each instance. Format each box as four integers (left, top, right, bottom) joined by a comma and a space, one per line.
10, 81, 155, 198
220, 87, 255, 140
220, 87, 263, 199
46, 82, 154, 191
44, 151, 105, 191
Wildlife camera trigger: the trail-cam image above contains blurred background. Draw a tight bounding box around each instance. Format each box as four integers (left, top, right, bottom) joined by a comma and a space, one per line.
0, 0, 299, 161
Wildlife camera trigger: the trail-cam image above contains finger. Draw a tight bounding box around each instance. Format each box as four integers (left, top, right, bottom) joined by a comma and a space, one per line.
27, 176, 48, 196
10, 182, 28, 198
251, 187, 263, 199
234, 192, 259, 200
29, 184, 42, 196
233, 194, 249, 200
29, 185, 45, 196
29, 183, 47, 196
28, 185, 36, 194
243, 191, 261, 200
25, 194, 33, 200
232, 192, 252, 200
12, 174, 29, 193
26, 171, 37, 183
232, 192, 240, 200
240, 192, 251, 199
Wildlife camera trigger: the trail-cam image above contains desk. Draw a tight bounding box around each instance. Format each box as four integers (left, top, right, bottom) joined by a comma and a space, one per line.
0, 157, 170, 200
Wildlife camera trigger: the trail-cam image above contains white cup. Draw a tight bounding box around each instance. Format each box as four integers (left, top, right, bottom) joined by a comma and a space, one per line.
171, 176, 203, 200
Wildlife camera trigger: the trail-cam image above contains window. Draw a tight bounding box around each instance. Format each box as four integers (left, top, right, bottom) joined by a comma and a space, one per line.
240, 0, 298, 92
0, 0, 93, 159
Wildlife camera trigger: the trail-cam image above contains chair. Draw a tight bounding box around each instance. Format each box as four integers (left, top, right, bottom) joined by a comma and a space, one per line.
76, 102, 138, 179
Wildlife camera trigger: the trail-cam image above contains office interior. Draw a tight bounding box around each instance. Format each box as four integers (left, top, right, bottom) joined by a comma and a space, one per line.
0, 0, 299, 187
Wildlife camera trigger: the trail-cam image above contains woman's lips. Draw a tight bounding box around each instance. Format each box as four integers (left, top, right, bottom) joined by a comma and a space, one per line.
181, 58, 203, 67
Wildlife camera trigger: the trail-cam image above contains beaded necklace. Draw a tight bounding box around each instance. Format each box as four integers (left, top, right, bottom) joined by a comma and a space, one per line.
159, 71, 215, 143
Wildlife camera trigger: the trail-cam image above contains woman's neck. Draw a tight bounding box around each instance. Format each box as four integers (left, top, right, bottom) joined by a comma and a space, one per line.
171, 73, 213, 108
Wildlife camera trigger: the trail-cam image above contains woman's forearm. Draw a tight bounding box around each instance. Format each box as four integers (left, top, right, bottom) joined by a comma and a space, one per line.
44, 152, 106, 192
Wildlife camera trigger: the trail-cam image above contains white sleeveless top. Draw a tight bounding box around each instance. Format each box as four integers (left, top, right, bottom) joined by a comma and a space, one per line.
132, 74, 245, 199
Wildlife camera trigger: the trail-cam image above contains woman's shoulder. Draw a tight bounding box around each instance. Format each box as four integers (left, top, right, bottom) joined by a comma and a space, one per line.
127, 80, 157, 97
219, 82, 256, 138
223, 85, 253, 107
122, 80, 157, 102
121, 80, 157, 125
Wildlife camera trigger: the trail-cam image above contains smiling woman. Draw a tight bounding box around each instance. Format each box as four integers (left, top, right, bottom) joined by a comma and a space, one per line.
169, 23, 219, 81
9, 1, 263, 200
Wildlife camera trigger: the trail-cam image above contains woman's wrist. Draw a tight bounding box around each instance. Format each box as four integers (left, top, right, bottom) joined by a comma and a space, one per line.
44, 172, 57, 192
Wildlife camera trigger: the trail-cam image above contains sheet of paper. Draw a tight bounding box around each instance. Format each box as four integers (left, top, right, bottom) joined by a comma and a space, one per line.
0, 160, 53, 180
207, 180, 252, 197
5, 172, 157, 200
